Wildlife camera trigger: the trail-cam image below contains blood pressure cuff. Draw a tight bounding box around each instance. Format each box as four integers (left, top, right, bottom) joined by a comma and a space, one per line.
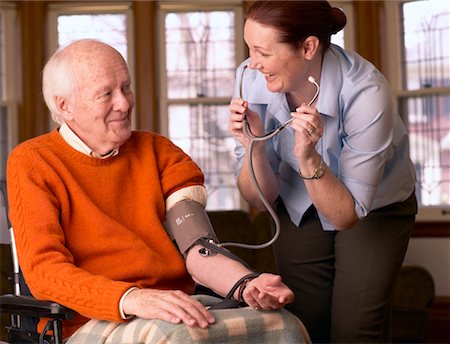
164, 199, 219, 256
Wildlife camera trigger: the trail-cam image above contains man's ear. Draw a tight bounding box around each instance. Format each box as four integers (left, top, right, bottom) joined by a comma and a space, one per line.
55, 95, 73, 121
301, 36, 320, 61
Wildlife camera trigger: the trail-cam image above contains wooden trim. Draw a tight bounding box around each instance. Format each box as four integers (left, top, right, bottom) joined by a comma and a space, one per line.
411, 222, 450, 237
431, 296, 450, 308
353, 1, 383, 71
133, 1, 158, 132
17, 1, 49, 142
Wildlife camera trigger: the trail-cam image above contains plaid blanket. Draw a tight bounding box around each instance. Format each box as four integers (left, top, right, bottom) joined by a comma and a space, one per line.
66, 295, 310, 343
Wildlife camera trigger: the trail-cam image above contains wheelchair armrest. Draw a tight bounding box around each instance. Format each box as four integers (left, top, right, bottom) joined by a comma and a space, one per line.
0, 294, 76, 320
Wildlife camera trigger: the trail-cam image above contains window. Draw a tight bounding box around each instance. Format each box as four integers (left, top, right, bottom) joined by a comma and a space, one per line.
158, 2, 354, 211
47, 4, 131, 58
330, 1, 355, 49
56, 14, 128, 60
0, 2, 18, 180
158, 2, 245, 211
385, 0, 450, 221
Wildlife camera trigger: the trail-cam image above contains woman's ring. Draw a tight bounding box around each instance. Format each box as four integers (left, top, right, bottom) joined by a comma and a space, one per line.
307, 127, 315, 135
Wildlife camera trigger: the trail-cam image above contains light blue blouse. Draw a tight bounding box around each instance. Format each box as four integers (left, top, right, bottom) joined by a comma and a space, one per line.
233, 44, 416, 230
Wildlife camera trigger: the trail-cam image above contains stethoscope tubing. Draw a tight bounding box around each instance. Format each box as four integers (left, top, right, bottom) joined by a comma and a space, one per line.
222, 65, 320, 250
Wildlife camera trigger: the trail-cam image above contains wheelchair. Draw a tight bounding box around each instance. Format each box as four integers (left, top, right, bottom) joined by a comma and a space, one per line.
0, 179, 75, 344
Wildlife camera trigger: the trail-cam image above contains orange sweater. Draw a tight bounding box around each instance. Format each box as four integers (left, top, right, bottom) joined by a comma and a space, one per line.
6, 129, 204, 337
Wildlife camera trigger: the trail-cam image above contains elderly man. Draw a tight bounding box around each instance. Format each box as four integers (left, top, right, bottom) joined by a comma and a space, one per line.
6, 39, 309, 343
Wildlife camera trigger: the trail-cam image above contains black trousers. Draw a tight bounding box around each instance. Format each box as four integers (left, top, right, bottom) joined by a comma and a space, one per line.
273, 193, 417, 343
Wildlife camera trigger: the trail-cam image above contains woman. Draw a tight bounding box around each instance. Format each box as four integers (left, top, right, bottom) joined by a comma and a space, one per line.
228, 1, 417, 343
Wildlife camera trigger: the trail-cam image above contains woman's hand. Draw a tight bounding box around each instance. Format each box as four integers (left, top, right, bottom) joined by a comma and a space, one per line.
290, 103, 324, 160
242, 273, 295, 310
122, 288, 215, 328
228, 98, 264, 147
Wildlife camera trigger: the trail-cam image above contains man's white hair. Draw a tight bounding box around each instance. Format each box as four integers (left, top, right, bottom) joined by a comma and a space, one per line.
42, 39, 107, 125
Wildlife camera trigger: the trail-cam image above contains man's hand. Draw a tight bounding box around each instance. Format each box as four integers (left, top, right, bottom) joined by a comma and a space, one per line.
122, 288, 215, 328
242, 273, 295, 310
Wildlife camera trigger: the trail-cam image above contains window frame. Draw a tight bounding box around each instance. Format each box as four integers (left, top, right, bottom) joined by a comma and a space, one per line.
157, 1, 246, 210
384, 0, 450, 222
157, 1, 245, 136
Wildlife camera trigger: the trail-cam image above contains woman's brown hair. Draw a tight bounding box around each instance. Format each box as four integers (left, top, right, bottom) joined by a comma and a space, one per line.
246, 0, 347, 50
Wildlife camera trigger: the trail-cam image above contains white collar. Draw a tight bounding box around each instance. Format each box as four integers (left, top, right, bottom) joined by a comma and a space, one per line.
59, 123, 119, 159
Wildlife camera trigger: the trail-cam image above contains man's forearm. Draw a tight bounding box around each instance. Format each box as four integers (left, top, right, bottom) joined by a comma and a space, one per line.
185, 244, 253, 300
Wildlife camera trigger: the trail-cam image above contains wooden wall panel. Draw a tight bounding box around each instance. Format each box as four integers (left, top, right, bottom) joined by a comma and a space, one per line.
17, 1, 48, 142
353, 1, 383, 71
132, 1, 158, 132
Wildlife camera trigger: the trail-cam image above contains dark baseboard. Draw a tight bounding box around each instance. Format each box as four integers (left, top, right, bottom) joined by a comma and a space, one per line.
412, 222, 450, 237
426, 296, 450, 344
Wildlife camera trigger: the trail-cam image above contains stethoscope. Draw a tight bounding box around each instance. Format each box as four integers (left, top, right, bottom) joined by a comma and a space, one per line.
222, 64, 320, 250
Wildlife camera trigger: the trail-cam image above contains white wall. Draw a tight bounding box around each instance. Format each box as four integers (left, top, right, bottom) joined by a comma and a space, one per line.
403, 237, 450, 296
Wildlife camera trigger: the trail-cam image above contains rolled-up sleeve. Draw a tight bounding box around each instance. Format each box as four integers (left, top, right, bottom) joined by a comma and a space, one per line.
339, 70, 396, 218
